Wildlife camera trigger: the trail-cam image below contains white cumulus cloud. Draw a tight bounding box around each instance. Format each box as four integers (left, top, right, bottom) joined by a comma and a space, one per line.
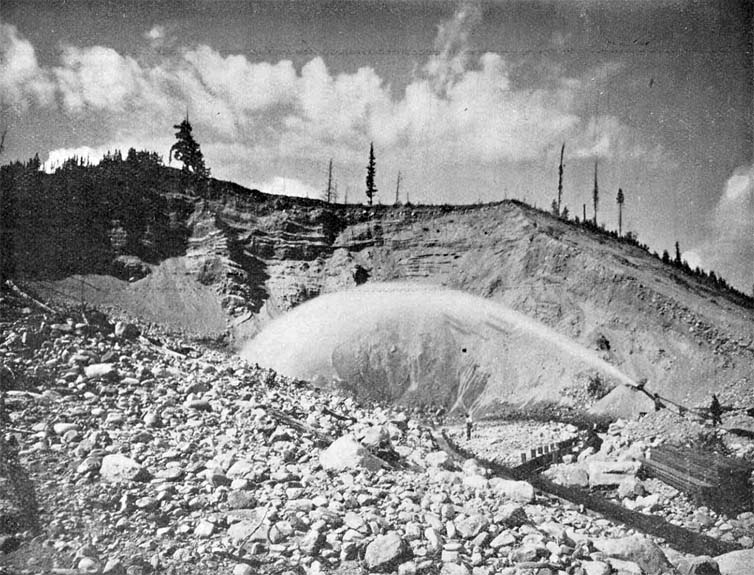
252, 176, 319, 199
0, 22, 55, 110
54, 46, 142, 111
3, 14, 653, 205
685, 164, 754, 292
43, 145, 109, 171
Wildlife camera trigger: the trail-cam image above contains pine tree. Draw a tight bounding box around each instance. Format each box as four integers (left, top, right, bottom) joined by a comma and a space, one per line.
556, 142, 565, 215
674, 241, 682, 266
592, 159, 599, 225
365, 143, 377, 206
322, 159, 337, 203
394, 171, 402, 205
27, 153, 41, 171
616, 187, 625, 236
170, 115, 210, 194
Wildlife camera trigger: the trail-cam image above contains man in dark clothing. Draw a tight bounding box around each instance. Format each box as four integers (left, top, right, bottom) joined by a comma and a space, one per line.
585, 424, 603, 452
465, 412, 473, 440
710, 394, 723, 427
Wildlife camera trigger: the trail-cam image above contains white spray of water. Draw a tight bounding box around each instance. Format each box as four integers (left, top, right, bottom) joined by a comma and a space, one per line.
243, 282, 636, 407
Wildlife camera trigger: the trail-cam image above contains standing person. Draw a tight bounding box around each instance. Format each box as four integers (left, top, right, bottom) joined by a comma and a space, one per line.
465, 411, 473, 441
710, 394, 723, 427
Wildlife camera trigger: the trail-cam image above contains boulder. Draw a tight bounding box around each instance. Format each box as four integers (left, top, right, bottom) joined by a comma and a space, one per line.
227, 490, 256, 509
102, 558, 126, 575
425, 527, 442, 550
588, 460, 640, 488
426, 450, 452, 469
618, 476, 646, 499
462, 474, 488, 490
299, 529, 325, 555
714, 549, 754, 575
114, 321, 139, 339
489, 478, 535, 502
184, 399, 212, 411
84, 363, 117, 379
100, 454, 150, 483
440, 564, 471, 575
494, 504, 528, 527
462, 458, 485, 477
319, 435, 383, 472
360, 425, 388, 448
53, 422, 79, 435
194, 520, 215, 538
489, 531, 515, 549
454, 514, 489, 539
581, 560, 611, 575
544, 463, 589, 487
607, 558, 644, 575
677, 556, 720, 575
633, 493, 661, 512
227, 517, 269, 543
594, 535, 673, 575
226, 460, 255, 478
364, 532, 409, 571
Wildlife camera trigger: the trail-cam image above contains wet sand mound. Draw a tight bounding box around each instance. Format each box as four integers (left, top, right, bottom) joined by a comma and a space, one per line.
242, 283, 635, 411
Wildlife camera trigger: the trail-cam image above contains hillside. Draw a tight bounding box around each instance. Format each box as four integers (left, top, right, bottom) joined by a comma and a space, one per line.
3, 162, 753, 410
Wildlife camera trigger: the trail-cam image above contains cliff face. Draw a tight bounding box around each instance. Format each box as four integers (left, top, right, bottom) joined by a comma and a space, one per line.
29, 191, 754, 407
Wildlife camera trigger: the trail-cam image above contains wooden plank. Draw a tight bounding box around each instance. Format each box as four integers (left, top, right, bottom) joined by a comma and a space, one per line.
652, 446, 752, 473
641, 456, 752, 515
650, 451, 741, 478
641, 459, 715, 488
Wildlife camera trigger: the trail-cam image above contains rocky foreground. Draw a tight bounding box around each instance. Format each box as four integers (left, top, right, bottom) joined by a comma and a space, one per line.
2, 295, 754, 575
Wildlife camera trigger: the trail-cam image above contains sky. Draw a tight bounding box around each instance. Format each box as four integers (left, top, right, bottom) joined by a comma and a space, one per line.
1, 0, 752, 292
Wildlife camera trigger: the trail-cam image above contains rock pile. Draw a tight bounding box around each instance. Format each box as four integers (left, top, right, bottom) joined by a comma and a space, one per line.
538, 420, 754, 551
0, 296, 749, 574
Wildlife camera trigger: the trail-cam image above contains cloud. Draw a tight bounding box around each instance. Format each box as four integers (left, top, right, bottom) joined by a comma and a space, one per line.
43, 145, 109, 171
684, 165, 754, 292
54, 46, 143, 111
252, 176, 320, 199
4, 14, 653, 205
183, 45, 298, 114
424, 0, 482, 92
0, 22, 55, 110
43, 137, 175, 171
